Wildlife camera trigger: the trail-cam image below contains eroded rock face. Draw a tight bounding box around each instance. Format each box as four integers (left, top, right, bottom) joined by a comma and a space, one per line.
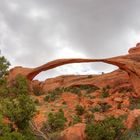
126, 109, 140, 129
61, 123, 86, 140
7, 43, 140, 97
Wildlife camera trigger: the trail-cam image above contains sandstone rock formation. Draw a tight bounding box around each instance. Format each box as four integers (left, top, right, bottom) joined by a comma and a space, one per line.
61, 123, 86, 140
8, 43, 140, 97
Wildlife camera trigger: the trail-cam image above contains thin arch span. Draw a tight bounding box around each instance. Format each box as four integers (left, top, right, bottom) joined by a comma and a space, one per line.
26, 58, 123, 81
8, 43, 140, 97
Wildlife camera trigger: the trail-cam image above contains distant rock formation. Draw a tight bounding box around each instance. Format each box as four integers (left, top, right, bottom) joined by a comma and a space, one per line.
8, 43, 140, 97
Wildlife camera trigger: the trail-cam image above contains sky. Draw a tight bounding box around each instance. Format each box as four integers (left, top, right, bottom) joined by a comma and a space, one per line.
0, 0, 140, 80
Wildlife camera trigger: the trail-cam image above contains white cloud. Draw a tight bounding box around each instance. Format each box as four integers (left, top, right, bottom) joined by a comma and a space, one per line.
27, 8, 50, 20
0, 0, 140, 80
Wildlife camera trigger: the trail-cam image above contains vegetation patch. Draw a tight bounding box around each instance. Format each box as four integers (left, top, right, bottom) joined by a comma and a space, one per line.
129, 97, 140, 110
44, 85, 99, 102
41, 109, 67, 133
70, 115, 82, 125
118, 87, 134, 93
85, 117, 125, 140
89, 105, 102, 113
75, 105, 85, 115
100, 86, 110, 98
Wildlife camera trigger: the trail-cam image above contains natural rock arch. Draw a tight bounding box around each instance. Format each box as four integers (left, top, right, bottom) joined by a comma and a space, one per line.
8, 43, 140, 97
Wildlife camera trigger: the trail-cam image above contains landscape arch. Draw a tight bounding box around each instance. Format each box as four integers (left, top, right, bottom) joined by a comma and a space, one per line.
8, 43, 140, 97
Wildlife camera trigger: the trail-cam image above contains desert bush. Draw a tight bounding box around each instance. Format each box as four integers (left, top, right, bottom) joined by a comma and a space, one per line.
0, 55, 10, 79
85, 117, 125, 140
89, 103, 111, 113
89, 105, 102, 113
4, 75, 36, 130
71, 115, 82, 125
41, 110, 67, 133
0, 53, 41, 140
75, 105, 85, 115
44, 88, 63, 102
100, 86, 110, 98
2, 94, 36, 130
78, 85, 99, 93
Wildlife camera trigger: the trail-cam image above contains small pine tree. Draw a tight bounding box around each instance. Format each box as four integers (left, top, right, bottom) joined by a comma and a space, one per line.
0, 54, 10, 79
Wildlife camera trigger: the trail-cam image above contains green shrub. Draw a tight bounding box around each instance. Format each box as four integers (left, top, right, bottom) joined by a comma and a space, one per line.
0, 113, 39, 140
0, 80, 9, 98
44, 85, 99, 100
0, 53, 40, 140
100, 86, 110, 98
1, 75, 36, 130
89, 103, 111, 113
89, 105, 101, 113
13, 75, 29, 95
75, 105, 85, 115
44, 95, 50, 102
85, 117, 125, 140
44, 88, 63, 102
0, 55, 10, 79
78, 85, 99, 93
42, 110, 67, 133
2, 94, 36, 129
71, 115, 82, 125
